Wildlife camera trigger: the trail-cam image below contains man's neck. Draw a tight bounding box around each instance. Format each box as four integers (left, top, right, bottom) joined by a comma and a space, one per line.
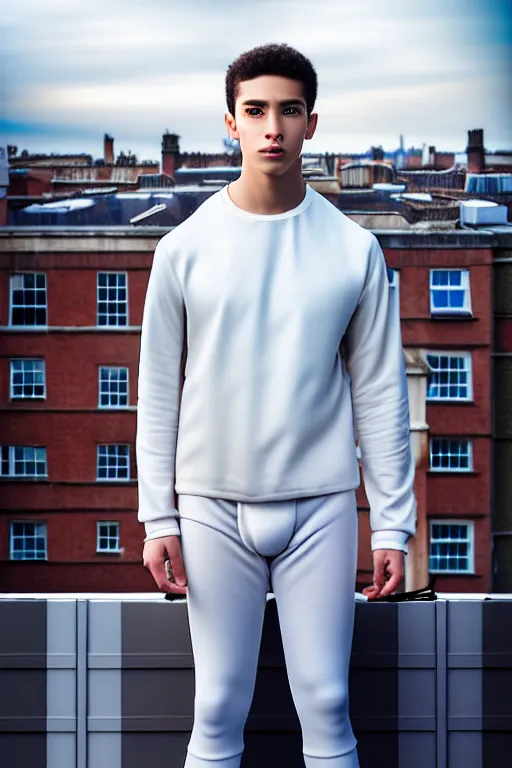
227, 161, 306, 215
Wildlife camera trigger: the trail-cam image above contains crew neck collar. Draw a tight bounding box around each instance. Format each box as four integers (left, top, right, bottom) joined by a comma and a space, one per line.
220, 183, 313, 221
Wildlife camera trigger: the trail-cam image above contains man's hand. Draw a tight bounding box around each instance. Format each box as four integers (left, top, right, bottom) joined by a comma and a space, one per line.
362, 549, 404, 600
143, 536, 188, 596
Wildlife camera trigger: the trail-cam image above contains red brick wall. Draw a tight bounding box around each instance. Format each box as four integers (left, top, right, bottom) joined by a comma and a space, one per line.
0, 411, 137, 481
0, 239, 494, 593
8, 171, 53, 196
1, 335, 140, 408
382, 246, 493, 591
162, 153, 176, 178
434, 154, 455, 170
0, 511, 145, 563
406, 155, 422, 169
0, 249, 154, 586
0, 250, 153, 323
0, 562, 153, 592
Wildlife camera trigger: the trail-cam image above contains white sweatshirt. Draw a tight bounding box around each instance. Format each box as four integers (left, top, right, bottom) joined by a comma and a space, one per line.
136, 183, 417, 552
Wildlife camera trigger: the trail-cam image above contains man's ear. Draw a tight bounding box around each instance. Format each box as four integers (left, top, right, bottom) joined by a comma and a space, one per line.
225, 111, 239, 140
305, 112, 318, 141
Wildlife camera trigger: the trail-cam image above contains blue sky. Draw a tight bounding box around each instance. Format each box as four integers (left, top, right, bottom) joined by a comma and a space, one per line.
1, 0, 511, 161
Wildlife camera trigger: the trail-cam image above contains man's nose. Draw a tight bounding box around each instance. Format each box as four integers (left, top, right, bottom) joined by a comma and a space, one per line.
265, 112, 283, 140
265, 128, 284, 141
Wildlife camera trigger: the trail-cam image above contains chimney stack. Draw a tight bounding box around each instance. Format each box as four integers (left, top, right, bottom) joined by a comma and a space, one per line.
467, 129, 485, 174
162, 131, 181, 178
104, 133, 114, 164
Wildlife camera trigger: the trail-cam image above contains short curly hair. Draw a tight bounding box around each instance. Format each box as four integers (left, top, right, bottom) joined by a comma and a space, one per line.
225, 43, 317, 118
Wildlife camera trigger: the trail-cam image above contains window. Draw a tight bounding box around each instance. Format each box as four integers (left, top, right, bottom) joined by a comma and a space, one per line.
97, 444, 130, 480
429, 521, 474, 573
426, 352, 472, 401
430, 270, 471, 316
430, 438, 473, 471
97, 521, 121, 553
97, 272, 128, 327
10, 522, 47, 560
10, 273, 47, 326
10, 359, 46, 399
98, 366, 129, 408
1, 446, 47, 477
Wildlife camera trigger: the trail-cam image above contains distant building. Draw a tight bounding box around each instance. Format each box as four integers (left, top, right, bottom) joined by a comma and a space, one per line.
6, 131, 243, 210
467, 128, 512, 174
7, 134, 159, 199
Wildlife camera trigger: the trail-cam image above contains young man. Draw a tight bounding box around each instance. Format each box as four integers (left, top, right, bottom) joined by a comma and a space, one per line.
136, 43, 416, 768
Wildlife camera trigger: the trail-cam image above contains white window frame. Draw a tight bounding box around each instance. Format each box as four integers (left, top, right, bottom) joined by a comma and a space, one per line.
96, 444, 130, 481
425, 351, 473, 401
9, 272, 48, 327
96, 521, 121, 553
429, 519, 474, 574
1, 446, 48, 478
97, 271, 129, 327
388, 267, 400, 291
10, 521, 48, 560
10, 359, 46, 400
98, 366, 129, 408
430, 438, 473, 472
430, 269, 472, 316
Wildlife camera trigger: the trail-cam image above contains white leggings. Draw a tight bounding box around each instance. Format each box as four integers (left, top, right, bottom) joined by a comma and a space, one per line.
178, 490, 360, 768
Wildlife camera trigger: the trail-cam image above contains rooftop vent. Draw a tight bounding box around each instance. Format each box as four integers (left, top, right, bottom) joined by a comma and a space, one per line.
460, 199, 508, 226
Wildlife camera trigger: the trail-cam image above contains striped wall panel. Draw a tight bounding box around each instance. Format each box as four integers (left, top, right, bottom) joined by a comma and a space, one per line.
0, 597, 511, 767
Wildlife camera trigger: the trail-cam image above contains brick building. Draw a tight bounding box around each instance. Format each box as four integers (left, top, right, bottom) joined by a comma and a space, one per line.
7, 134, 160, 201
493, 239, 512, 591
369, 231, 494, 593
6, 132, 241, 207
0, 225, 508, 593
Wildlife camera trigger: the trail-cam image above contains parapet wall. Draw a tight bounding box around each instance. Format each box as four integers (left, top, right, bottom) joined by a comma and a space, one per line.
0, 595, 511, 767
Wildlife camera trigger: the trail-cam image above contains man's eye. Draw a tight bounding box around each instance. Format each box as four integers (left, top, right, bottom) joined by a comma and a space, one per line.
284, 107, 299, 115
246, 108, 262, 116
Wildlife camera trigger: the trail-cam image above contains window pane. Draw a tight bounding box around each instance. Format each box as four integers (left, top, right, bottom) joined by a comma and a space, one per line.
450, 290, 465, 309
433, 291, 449, 309
433, 271, 448, 286
97, 274, 128, 327
426, 354, 471, 401
35, 308, 47, 325
10, 521, 47, 560
430, 438, 471, 471
429, 521, 471, 572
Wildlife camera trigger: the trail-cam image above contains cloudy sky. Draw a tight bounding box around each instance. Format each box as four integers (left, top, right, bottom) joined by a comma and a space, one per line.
1, 0, 511, 161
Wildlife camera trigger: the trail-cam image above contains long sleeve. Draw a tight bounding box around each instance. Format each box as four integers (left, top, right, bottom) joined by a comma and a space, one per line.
344, 235, 417, 553
136, 238, 185, 541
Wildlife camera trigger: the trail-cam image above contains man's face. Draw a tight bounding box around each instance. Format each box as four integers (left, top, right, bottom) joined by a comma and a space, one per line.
225, 75, 317, 177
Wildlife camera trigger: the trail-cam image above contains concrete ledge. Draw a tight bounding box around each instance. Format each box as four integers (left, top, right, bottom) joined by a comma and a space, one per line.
1, 225, 512, 249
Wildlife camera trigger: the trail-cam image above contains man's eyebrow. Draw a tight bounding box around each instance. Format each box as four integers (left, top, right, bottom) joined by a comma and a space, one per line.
241, 99, 306, 107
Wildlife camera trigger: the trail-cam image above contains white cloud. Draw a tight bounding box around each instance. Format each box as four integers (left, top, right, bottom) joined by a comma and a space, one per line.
1, 0, 510, 156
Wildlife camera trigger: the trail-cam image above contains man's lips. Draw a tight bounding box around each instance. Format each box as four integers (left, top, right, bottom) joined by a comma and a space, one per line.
259, 146, 285, 156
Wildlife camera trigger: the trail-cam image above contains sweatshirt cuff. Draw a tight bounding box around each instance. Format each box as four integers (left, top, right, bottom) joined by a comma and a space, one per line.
371, 530, 409, 554
143, 516, 181, 541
